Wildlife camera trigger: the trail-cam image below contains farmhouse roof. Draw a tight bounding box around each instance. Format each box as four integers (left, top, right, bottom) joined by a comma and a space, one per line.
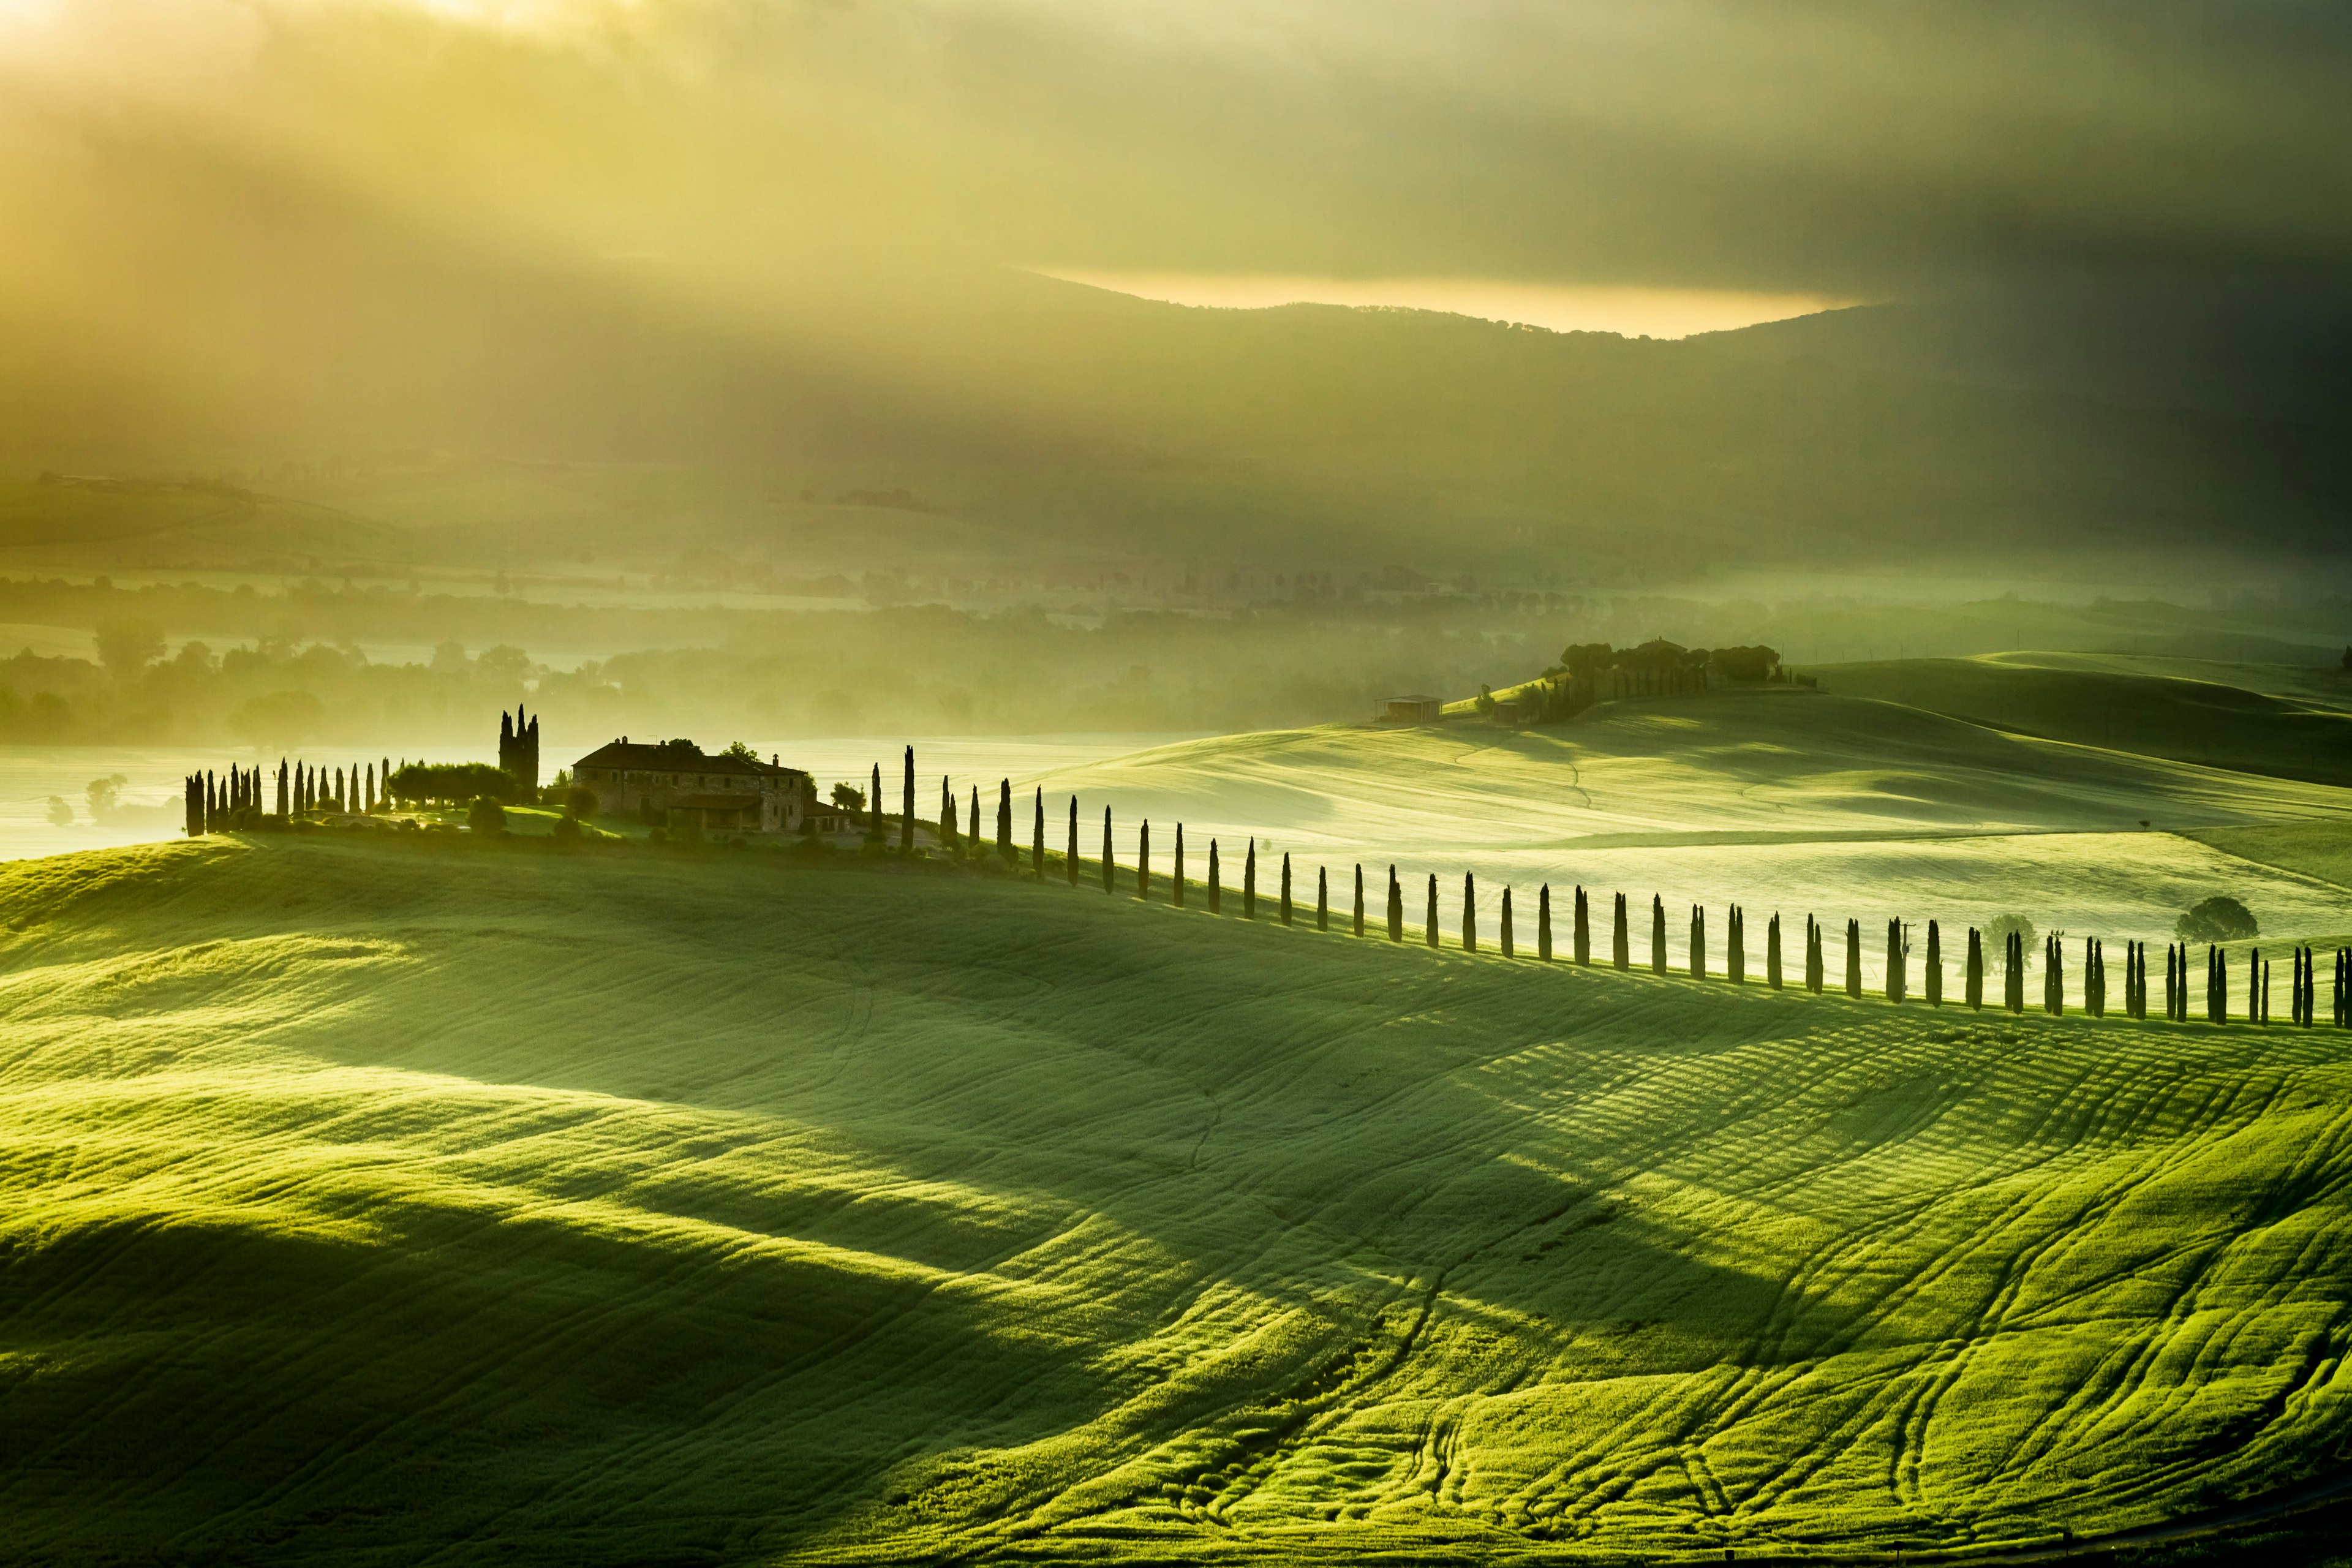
573, 741, 805, 778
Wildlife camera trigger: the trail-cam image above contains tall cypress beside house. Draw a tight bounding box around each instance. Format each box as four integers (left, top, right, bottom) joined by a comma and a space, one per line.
1613, 892, 1629, 970
1209, 840, 1222, 913
1139, 821, 1152, 900
1768, 913, 1783, 989
1501, 888, 1514, 958
1278, 851, 1291, 925
1463, 874, 1478, 952
1354, 865, 1365, 937
902, 750, 915, 852
997, 779, 1013, 864
1243, 840, 1257, 919
1538, 885, 1552, 962
1387, 865, 1402, 941
1575, 886, 1591, 965
1317, 865, 1329, 931
1033, 788, 1046, 878
1651, 895, 1667, 974
1068, 797, 1079, 886
1844, 919, 1862, 998
1688, 905, 1704, 981
1728, 905, 1744, 985
1102, 807, 1115, 894
1173, 823, 1186, 905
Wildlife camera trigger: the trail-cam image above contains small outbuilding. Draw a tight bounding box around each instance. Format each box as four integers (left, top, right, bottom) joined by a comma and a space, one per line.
1379, 695, 1447, 725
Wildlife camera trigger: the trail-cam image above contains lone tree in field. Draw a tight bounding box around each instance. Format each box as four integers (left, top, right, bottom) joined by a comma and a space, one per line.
1354, 864, 1365, 937
2176, 895, 2258, 942
1575, 886, 1591, 965
1613, 892, 1629, 970
1139, 821, 1152, 900
1766, 912, 1782, 989
1426, 874, 1439, 948
870, 764, 883, 838
997, 780, 1014, 864
1539, 885, 1552, 962
1209, 840, 1222, 913
1317, 865, 1329, 931
1033, 788, 1046, 878
1280, 853, 1293, 925
1068, 797, 1079, 886
1501, 888, 1514, 958
1387, 865, 1403, 941
1102, 807, 1115, 893
1463, 873, 1478, 952
1173, 823, 1185, 904
1243, 839, 1257, 919
902, 749, 915, 852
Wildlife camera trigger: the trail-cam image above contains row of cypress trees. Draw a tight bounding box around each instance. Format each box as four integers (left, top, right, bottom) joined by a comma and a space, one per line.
186, 756, 399, 835
940, 774, 2352, 1031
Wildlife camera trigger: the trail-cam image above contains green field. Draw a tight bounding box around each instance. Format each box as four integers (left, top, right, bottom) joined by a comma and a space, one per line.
6, 833, 2352, 1565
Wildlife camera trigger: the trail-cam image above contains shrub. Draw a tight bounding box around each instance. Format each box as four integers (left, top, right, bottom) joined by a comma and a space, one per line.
2176, 895, 2258, 942
467, 796, 507, 834
551, 811, 583, 843
566, 785, 598, 817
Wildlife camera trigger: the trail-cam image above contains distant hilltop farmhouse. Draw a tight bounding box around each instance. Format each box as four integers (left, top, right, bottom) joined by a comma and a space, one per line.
570, 736, 816, 835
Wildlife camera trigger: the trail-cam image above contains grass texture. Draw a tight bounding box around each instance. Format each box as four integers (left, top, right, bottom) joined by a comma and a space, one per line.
6, 835, 2352, 1564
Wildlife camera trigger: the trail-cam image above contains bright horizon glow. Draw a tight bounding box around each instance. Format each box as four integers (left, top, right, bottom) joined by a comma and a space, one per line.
1036, 271, 1858, 339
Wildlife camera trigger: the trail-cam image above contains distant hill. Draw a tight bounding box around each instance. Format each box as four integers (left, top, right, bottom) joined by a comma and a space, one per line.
9, 258, 2352, 579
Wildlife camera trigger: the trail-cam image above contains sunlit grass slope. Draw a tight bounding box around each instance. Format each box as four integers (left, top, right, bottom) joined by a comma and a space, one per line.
1812, 656, 2352, 787
7, 838, 2352, 1564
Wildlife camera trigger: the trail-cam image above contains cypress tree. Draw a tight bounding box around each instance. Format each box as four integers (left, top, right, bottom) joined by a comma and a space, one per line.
1463, 873, 1478, 952
1425, 873, 1439, 948
997, 779, 1013, 864
1538, 885, 1552, 962
2165, 943, 2178, 1020
381, 757, 391, 809
871, 764, 883, 836
1278, 850, 1291, 925
1804, 916, 1822, 994
1502, 888, 1514, 958
1844, 919, 1861, 999
1966, 927, 1984, 1009
1068, 797, 1080, 886
1689, 905, 1704, 981
1728, 905, 1744, 985
1102, 807, 1115, 894
277, 760, 288, 816
2087, 938, 2105, 1019
1575, 886, 1591, 966
902, 749, 915, 852
2251, 949, 2263, 1025
1768, 912, 1783, 989
1317, 865, 1329, 931
1209, 840, 1222, 913
1354, 865, 1365, 937
1613, 892, 1630, 970
2047, 935, 2065, 1016
1034, 788, 1046, 878
334, 766, 345, 810
1139, 821, 1152, 900
970, 786, 981, 856
1925, 921, 1942, 1006
941, 777, 959, 848
1173, 823, 1186, 905
1387, 865, 1402, 941
1651, 895, 1667, 974
1242, 839, 1256, 919
2006, 932, 2024, 1013
1885, 919, 1903, 1004
183, 775, 200, 837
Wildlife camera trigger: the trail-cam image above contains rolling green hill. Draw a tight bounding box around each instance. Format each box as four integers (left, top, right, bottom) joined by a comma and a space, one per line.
6, 835, 2352, 1564
1811, 656, 2352, 788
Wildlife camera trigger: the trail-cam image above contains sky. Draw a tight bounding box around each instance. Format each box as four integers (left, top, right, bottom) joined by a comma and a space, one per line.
1, 0, 2348, 448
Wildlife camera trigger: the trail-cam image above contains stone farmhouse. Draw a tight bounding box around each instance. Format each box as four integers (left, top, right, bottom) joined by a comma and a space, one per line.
571, 738, 814, 835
